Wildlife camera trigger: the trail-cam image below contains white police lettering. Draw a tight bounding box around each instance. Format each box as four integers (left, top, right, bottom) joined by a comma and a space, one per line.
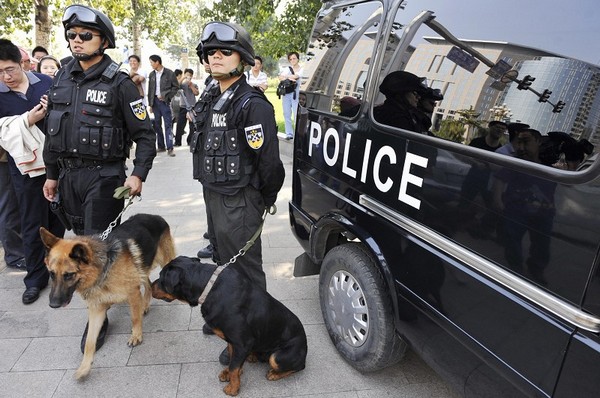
309, 121, 428, 210
85, 89, 107, 104
212, 113, 227, 127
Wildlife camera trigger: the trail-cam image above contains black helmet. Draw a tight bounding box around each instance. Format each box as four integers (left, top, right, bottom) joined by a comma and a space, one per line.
62, 5, 116, 49
380, 71, 428, 97
200, 22, 255, 66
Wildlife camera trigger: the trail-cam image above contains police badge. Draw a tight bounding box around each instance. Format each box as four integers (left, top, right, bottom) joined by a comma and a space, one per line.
245, 124, 264, 149
129, 98, 147, 121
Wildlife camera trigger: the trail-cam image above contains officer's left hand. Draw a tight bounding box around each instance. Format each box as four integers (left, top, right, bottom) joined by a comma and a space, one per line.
124, 175, 143, 196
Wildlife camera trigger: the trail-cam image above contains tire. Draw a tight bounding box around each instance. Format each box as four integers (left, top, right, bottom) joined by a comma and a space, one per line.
319, 243, 407, 372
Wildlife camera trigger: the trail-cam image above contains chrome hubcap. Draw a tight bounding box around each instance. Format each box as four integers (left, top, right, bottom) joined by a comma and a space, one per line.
326, 270, 368, 347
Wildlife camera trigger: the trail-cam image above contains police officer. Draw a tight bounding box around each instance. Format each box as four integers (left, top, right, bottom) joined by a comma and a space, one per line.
42, 4, 156, 351
374, 70, 430, 133
190, 22, 285, 364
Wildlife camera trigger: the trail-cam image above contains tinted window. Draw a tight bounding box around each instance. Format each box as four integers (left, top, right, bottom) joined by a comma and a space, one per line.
302, 2, 382, 117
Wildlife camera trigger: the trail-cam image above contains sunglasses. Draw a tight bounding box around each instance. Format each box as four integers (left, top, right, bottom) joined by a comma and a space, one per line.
66, 30, 101, 41
206, 48, 234, 57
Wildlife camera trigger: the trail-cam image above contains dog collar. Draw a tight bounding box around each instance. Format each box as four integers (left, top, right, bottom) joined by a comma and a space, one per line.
198, 264, 229, 305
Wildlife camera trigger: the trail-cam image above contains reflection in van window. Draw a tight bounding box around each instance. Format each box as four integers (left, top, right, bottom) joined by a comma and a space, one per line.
373, 8, 599, 168
302, 2, 382, 115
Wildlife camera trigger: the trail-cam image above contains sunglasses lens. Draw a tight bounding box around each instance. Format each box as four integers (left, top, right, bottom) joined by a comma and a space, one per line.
66, 30, 95, 41
206, 49, 234, 57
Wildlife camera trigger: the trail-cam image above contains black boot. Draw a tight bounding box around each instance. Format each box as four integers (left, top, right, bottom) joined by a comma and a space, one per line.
80, 317, 109, 353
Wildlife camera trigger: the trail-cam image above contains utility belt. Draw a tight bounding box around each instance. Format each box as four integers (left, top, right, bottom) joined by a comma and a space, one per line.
58, 157, 121, 170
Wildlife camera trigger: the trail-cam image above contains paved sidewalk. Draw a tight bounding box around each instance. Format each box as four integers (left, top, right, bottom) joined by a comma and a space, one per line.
0, 140, 458, 398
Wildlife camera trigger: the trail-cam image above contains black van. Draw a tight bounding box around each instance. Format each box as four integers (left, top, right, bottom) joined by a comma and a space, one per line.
289, 0, 600, 396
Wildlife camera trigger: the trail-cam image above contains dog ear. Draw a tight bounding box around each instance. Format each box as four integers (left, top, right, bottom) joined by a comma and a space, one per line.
39, 227, 61, 249
69, 243, 90, 265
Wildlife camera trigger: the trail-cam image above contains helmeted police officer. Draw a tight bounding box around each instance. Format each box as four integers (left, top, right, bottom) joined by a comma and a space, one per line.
190, 21, 285, 364
374, 70, 430, 133
42, 4, 156, 352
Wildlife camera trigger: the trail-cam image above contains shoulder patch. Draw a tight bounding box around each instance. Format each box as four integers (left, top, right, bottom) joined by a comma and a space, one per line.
129, 98, 147, 121
245, 124, 264, 150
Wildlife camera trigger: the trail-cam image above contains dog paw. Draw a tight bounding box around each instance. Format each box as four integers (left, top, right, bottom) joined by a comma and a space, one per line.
247, 352, 258, 363
75, 365, 91, 380
219, 368, 230, 382
223, 383, 240, 396
127, 334, 143, 347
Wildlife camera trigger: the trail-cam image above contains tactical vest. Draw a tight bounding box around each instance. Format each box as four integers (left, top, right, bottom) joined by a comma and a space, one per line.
191, 84, 264, 192
46, 62, 129, 161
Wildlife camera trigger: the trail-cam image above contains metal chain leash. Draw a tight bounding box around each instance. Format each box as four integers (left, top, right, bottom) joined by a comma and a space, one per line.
100, 188, 139, 241
222, 204, 277, 267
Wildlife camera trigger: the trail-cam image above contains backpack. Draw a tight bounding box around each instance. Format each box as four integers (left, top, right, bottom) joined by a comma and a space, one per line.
277, 66, 297, 99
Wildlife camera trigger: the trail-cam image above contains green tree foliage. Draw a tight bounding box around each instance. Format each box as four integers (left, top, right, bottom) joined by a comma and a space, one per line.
436, 119, 466, 143
1, 0, 34, 35
204, 0, 321, 59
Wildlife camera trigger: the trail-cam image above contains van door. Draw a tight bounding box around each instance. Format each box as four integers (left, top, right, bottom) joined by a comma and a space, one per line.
293, 0, 600, 396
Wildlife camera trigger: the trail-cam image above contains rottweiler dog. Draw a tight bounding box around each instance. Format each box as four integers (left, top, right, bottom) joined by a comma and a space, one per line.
151, 256, 307, 396
40, 213, 176, 380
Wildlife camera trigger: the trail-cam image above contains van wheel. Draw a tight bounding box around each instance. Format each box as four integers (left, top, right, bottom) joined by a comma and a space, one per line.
319, 243, 407, 372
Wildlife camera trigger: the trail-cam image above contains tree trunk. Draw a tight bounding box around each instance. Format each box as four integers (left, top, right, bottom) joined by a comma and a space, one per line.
131, 0, 142, 56
34, 0, 51, 50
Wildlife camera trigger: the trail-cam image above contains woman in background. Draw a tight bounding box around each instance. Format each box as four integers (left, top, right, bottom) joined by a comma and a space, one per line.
278, 51, 302, 140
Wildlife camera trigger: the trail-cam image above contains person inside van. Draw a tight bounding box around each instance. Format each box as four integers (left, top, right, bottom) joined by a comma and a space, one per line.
416, 87, 443, 132
374, 70, 429, 133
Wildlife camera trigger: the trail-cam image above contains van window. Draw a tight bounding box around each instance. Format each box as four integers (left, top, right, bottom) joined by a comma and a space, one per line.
369, 6, 597, 171
302, 2, 382, 117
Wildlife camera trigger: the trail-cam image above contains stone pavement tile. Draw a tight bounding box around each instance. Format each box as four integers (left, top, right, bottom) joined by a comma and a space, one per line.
0, 308, 87, 338
54, 364, 180, 398
0, 370, 65, 398
0, 338, 30, 372
127, 330, 223, 366
179, 361, 301, 398
357, 383, 459, 398
105, 303, 192, 334
268, 276, 319, 300
263, 261, 294, 280
281, 298, 322, 326
262, 247, 304, 265
0, 268, 27, 289
13, 334, 132, 372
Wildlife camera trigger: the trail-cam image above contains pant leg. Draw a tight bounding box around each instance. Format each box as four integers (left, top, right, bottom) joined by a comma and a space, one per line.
161, 101, 174, 150
153, 102, 166, 150
205, 186, 266, 290
60, 165, 126, 236
7, 157, 63, 289
175, 108, 187, 146
0, 162, 24, 266
282, 93, 294, 137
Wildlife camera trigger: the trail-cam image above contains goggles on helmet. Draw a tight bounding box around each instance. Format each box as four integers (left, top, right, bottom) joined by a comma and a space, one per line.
63, 5, 100, 25
201, 23, 238, 42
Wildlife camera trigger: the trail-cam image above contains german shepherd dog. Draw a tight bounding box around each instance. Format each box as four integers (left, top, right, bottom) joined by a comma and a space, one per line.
40, 213, 176, 380
151, 256, 307, 396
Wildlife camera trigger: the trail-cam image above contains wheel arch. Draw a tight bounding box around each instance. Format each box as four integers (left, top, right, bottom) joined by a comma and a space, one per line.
312, 212, 404, 332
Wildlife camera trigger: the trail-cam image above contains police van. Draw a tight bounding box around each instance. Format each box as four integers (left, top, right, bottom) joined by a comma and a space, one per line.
289, 0, 600, 396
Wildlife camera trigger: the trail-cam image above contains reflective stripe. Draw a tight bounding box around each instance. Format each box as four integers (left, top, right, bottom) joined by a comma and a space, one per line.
359, 194, 600, 333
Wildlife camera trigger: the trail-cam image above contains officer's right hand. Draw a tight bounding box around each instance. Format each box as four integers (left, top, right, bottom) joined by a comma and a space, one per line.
43, 179, 58, 202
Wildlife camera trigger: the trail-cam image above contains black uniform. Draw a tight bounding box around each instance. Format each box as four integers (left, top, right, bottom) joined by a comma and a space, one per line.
191, 76, 284, 289
44, 55, 156, 235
